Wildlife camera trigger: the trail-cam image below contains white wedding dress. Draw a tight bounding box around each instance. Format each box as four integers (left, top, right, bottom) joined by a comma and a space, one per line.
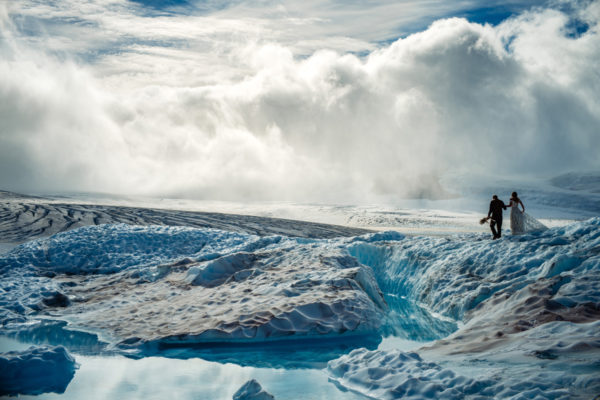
510, 201, 548, 235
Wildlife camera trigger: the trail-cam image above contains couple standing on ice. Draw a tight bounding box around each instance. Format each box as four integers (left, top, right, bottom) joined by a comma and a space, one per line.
487, 192, 547, 239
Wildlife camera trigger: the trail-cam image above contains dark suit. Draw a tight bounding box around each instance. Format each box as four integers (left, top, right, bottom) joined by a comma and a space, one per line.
488, 199, 507, 238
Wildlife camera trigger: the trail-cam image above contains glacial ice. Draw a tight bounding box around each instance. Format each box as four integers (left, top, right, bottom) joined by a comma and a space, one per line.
327, 342, 597, 399
0, 224, 261, 275
0, 345, 78, 396
328, 349, 492, 399
0, 191, 370, 243
329, 217, 600, 399
0, 224, 386, 355
232, 379, 275, 400
347, 218, 600, 323
0, 217, 599, 398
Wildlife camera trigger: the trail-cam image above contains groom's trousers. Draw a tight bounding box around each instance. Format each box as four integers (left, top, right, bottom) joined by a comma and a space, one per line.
490, 218, 502, 238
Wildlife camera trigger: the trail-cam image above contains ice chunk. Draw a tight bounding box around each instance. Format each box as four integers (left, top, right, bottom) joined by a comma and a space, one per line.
232, 379, 275, 400
186, 252, 263, 287
329, 319, 600, 398
41, 291, 71, 307
0, 345, 78, 396
350, 231, 405, 243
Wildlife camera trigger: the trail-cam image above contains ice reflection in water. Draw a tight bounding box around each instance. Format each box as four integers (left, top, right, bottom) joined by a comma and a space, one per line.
1, 336, 368, 400
138, 334, 382, 369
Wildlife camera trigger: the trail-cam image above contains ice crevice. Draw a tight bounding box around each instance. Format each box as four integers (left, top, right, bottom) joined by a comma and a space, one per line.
329, 218, 600, 399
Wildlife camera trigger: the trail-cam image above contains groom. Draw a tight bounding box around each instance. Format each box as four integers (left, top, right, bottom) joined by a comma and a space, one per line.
488, 194, 507, 239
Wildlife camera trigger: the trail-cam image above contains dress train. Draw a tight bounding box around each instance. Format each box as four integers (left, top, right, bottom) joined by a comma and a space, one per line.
510, 207, 547, 235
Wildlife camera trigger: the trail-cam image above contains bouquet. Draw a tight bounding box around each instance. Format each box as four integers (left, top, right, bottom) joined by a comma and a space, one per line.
479, 217, 492, 225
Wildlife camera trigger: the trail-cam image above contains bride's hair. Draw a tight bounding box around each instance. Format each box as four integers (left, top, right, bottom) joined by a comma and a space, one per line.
511, 191, 520, 202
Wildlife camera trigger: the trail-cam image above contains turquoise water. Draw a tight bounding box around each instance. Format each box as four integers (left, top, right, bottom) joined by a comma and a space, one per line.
0, 336, 425, 399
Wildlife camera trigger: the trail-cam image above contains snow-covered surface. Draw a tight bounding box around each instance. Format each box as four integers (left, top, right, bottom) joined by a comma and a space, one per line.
0, 345, 78, 396
329, 349, 491, 399
328, 218, 600, 399
0, 190, 370, 244
0, 224, 387, 353
0, 185, 598, 399
232, 379, 275, 400
329, 334, 600, 400
330, 324, 600, 399
3, 172, 598, 243
0, 243, 16, 255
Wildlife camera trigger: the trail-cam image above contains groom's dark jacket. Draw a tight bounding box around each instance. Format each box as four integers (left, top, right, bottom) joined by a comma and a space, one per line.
488, 199, 507, 221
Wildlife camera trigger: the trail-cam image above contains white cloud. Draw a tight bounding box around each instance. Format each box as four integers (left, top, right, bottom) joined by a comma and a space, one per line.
1, 0, 598, 201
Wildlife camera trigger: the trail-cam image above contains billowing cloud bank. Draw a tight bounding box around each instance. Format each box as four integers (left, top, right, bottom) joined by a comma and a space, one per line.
1, 1, 599, 201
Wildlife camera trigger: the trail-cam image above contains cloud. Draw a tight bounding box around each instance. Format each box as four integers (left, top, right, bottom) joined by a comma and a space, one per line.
1, 0, 599, 201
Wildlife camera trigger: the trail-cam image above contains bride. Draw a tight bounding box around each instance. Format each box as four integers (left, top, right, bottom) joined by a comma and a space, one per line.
508, 191, 547, 235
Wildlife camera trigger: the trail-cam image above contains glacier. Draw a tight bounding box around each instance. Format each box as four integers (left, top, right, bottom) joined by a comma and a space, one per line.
0, 213, 599, 398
